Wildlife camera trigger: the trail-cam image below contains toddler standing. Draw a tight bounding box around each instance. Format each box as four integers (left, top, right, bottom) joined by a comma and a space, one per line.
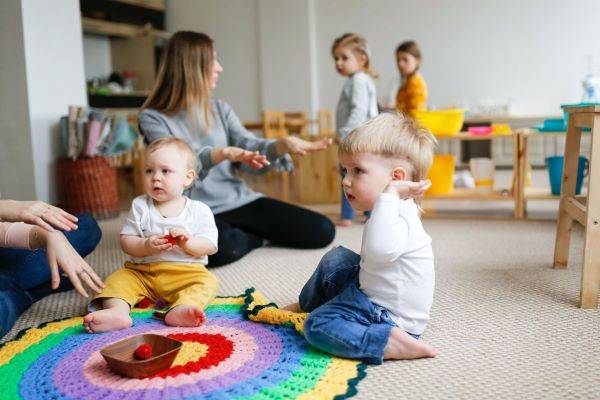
395, 40, 428, 118
332, 33, 379, 227
287, 113, 438, 364
84, 137, 219, 332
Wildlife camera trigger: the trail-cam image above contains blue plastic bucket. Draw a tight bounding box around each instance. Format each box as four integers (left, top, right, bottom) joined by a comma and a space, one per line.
546, 155, 589, 195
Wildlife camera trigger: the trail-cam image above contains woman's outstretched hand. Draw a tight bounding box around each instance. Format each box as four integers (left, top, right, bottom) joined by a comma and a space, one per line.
213, 147, 270, 169
277, 136, 332, 156
30, 228, 105, 298
0, 200, 78, 232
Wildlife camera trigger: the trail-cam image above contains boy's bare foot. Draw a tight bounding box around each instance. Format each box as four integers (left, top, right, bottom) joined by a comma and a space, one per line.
383, 327, 438, 360
335, 219, 352, 227
165, 305, 206, 327
83, 309, 132, 333
282, 302, 304, 312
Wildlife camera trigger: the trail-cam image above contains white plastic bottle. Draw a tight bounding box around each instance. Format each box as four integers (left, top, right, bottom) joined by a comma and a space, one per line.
582, 55, 600, 102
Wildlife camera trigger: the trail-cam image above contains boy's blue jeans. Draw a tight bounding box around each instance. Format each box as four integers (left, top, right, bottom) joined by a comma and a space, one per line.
299, 246, 418, 365
0, 214, 101, 339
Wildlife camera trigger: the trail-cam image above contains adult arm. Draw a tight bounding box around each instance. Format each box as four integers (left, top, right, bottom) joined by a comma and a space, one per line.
218, 101, 329, 174
0, 200, 78, 232
138, 109, 268, 179
0, 221, 103, 298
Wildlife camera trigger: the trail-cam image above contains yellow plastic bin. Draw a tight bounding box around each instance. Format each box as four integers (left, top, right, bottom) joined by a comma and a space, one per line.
415, 109, 464, 136
426, 154, 455, 195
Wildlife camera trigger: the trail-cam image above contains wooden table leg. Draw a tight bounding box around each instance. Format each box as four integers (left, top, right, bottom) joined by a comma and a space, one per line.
580, 114, 600, 308
553, 116, 583, 269
513, 133, 524, 219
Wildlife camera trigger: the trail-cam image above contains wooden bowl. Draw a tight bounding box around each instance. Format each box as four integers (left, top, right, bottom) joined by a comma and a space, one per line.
100, 334, 182, 379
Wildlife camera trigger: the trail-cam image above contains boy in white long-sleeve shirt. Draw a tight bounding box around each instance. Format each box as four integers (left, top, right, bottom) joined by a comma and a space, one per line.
286, 112, 438, 364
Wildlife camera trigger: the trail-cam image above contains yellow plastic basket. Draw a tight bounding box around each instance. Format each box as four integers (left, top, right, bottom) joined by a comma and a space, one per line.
415, 109, 465, 136
426, 154, 455, 195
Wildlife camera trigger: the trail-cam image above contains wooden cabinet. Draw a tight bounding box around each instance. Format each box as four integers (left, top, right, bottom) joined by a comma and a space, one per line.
81, 0, 169, 94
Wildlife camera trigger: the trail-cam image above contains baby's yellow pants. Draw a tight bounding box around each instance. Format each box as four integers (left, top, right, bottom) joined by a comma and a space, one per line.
93, 261, 218, 310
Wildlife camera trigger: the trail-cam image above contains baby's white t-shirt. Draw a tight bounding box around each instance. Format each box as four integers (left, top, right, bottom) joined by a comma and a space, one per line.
120, 195, 218, 265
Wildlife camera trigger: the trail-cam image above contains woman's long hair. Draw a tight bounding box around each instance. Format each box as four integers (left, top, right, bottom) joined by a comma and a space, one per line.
142, 31, 215, 129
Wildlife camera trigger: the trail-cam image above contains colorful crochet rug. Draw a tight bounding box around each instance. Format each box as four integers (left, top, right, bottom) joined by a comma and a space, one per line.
0, 289, 366, 400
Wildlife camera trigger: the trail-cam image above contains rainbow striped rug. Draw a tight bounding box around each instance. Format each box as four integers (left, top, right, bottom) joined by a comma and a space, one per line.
0, 289, 366, 399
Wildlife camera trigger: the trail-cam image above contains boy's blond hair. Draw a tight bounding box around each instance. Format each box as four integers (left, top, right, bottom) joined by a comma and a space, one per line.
146, 137, 196, 171
339, 112, 437, 182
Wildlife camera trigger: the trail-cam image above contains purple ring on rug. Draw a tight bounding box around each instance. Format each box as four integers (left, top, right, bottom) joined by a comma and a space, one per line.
49, 317, 283, 400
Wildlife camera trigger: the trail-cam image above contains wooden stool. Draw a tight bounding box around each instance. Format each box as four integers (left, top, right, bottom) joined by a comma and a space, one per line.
317, 109, 335, 136
263, 110, 287, 139
262, 110, 290, 201
553, 105, 600, 308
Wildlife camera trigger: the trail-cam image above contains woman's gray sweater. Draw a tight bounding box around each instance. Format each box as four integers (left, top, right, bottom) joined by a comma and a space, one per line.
138, 100, 290, 214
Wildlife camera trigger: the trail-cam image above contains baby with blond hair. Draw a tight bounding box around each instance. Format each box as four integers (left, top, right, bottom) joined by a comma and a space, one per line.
286, 112, 438, 363
84, 137, 219, 332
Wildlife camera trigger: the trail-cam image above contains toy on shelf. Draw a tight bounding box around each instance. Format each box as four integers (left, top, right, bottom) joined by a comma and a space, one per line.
415, 108, 464, 136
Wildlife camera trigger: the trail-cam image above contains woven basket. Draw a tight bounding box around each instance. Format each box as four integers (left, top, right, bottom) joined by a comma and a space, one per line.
56, 156, 120, 219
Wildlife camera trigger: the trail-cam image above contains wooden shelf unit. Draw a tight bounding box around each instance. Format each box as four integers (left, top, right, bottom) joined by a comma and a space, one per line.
82, 17, 169, 39
426, 188, 512, 201
81, 1, 170, 93
423, 131, 521, 217
517, 129, 590, 218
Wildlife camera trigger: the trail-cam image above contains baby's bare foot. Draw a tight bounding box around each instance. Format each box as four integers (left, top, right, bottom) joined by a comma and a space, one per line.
165, 305, 206, 327
282, 302, 304, 312
335, 219, 353, 227
383, 327, 438, 360
83, 309, 132, 333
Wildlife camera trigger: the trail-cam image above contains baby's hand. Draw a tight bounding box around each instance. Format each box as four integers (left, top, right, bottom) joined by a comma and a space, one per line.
384, 179, 431, 200
144, 235, 173, 255
168, 228, 190, 247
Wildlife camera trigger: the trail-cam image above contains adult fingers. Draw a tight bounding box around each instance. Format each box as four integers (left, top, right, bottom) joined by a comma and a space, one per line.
53, 206, 78, 223
79, 270, 103, 294
82, 263, 105, 289
34, 216, 55, 232
43, 213, 73, 231
64, 267, 88, 298
311, 139, 330, 150
46, 249, 61, 289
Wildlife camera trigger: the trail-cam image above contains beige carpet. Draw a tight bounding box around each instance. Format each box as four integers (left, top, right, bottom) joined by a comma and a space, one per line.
2, 215, 599, 399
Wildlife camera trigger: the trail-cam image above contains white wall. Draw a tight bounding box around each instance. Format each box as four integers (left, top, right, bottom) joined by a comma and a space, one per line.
166, 0, 600, 120
166, 0, 262, 121
316, 0, 600, 116
0, 0, 87, 202
0, 0, 36, 200
257, 0, 318, 115
83, 35, 112, 80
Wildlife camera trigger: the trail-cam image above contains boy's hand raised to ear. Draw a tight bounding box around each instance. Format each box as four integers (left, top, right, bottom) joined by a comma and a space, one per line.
384, 179, 431, 200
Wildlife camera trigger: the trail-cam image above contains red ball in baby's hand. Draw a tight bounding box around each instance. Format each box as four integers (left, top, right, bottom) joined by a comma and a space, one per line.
134, 343, 153, 360
164, 235, 177, 245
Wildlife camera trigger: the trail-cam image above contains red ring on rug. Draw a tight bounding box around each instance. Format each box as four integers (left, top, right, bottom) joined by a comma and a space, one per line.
150, 333, 234, 378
